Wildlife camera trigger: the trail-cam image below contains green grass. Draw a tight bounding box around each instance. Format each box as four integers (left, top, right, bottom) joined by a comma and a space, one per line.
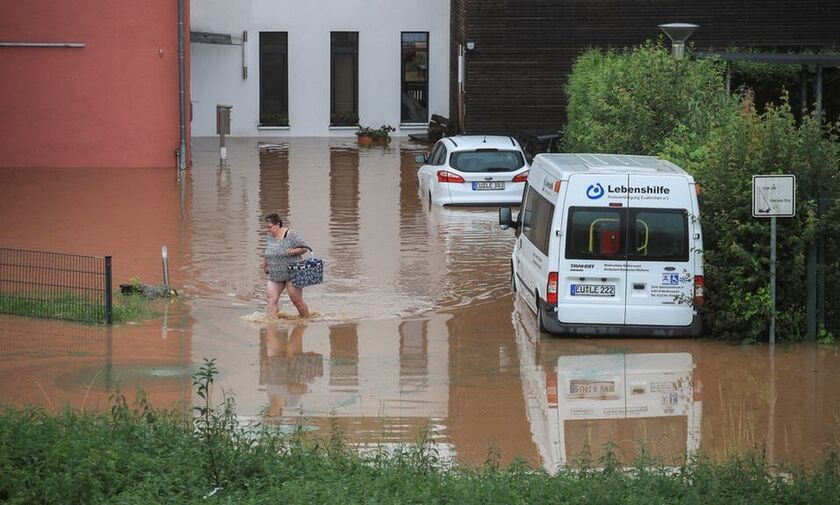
0, 291, 161, 324
1, 360, 838, 504
111, 292, 162, 323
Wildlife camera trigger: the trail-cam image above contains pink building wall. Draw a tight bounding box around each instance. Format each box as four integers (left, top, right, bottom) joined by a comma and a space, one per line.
0, 1, 190, 168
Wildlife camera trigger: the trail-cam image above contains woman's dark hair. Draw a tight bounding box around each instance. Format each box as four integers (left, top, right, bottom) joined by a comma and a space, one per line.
265, 213, 283, 226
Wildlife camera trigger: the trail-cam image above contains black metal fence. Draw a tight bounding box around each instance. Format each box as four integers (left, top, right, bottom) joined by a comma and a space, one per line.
822, 201, 840, 338
826, 280, 839, 338
0, 248, 112, 324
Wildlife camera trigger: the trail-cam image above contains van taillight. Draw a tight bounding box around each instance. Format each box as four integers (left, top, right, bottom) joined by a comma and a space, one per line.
546, 370, 558, 407
547, 272, 558, 304
512, 171, 529, 183
693, 275, 705, 306
437, 170, 465, 183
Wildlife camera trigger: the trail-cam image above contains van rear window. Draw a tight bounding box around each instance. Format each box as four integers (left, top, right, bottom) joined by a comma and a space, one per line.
629, 209, 688, 262
565, 207, 688, 262
566, 208, 626, 260
450, 150, 525, 173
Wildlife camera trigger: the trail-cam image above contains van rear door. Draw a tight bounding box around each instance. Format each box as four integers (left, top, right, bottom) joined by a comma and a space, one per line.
557, 173, 629, 325
624, 175, 695, 326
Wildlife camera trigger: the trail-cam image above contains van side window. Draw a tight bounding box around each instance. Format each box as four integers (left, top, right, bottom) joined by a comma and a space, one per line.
521, 187, 554, 255
565, 207, 626, 259
514, 182, 529, 237
629, 209, 688, 262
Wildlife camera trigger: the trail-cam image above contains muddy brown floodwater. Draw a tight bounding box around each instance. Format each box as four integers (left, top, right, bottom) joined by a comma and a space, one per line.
1, 137, 838, 471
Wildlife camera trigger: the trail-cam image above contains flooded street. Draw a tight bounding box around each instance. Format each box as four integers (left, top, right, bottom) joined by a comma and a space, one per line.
1, 137, 839, 471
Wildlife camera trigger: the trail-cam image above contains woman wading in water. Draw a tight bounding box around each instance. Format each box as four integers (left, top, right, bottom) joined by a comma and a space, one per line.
263, 213, 310, 318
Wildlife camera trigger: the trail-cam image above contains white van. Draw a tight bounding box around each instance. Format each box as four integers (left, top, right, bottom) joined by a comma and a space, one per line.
499, 153, 704, 336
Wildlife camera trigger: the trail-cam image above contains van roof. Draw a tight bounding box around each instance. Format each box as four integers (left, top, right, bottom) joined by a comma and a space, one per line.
535, 153, 689, 175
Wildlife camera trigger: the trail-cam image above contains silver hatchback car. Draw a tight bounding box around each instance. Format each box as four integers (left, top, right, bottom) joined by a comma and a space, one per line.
416, 135, 529, 207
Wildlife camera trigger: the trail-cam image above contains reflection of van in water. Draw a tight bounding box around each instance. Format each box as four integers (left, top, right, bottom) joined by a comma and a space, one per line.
510, 298, 702, 472
500, 154, 704, 336
553, 352, 701, 470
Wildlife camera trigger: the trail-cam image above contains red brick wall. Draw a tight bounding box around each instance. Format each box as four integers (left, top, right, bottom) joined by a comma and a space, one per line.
0, 1, 191, 168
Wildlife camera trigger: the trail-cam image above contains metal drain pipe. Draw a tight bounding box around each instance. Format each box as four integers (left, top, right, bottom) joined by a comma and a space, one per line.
177, 0, 187, 170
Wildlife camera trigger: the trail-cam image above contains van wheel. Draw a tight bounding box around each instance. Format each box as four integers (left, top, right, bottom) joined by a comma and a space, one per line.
537, 309, 548, 333
536, 291, 548, 332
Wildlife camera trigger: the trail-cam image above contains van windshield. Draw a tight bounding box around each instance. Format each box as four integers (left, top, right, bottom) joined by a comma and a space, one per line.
450, 150, 525, 173
565, 207, 688, 262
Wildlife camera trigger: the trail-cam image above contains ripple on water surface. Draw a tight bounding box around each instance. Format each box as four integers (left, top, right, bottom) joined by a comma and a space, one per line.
187, 138, 512, 319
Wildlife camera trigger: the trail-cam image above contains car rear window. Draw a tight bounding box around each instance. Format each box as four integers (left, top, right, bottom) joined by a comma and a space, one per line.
449, 150, 525, 173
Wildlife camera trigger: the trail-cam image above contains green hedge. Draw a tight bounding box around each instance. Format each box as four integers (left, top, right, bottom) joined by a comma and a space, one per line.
565, 42, 730, 155
565, 44, 840, 341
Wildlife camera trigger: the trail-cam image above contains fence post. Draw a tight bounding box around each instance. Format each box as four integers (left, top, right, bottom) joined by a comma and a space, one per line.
806, 245, 817, 340
104, 256, 113, 325
817, 198, 827, 332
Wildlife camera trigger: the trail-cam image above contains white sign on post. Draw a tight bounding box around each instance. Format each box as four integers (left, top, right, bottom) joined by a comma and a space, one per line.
752, 175, 796, 218
751, 174, 795, 345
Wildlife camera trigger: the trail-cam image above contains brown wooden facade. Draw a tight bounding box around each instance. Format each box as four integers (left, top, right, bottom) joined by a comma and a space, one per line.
449, 1, 840, 136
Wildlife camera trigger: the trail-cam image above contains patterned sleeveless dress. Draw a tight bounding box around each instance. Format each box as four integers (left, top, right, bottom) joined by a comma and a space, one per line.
265, 230, 306, 282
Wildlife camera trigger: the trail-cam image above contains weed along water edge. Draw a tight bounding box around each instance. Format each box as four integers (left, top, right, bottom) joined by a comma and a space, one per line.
1, 359, 838, 503
0, 139, 839, 476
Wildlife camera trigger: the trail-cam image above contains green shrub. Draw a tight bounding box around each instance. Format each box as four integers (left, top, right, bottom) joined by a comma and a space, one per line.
565, 42, 728, 155
662, 94, 840, 340
565, 42, 840, 340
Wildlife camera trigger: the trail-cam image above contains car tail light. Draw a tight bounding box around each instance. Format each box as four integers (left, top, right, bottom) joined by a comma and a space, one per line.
547, 272, 558, 304
695, 183, 702, 196
512, 171, 529, 183
437, 170, 465, 183
546, 370, 558, 407
693, 275, 705, 307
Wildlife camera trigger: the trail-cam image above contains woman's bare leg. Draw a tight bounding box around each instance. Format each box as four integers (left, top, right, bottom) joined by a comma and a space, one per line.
285, 283, 309, 317
266, 280, 285, 317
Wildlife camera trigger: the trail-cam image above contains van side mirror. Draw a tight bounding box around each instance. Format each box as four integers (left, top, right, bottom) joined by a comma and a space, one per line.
499, 207, 518, 230
415, 155, 427, 164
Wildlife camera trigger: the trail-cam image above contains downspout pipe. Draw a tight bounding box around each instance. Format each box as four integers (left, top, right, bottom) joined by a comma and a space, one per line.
177, 0, 187, 170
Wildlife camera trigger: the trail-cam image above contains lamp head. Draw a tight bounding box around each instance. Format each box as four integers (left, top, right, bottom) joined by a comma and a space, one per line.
658, 23, 699, 59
